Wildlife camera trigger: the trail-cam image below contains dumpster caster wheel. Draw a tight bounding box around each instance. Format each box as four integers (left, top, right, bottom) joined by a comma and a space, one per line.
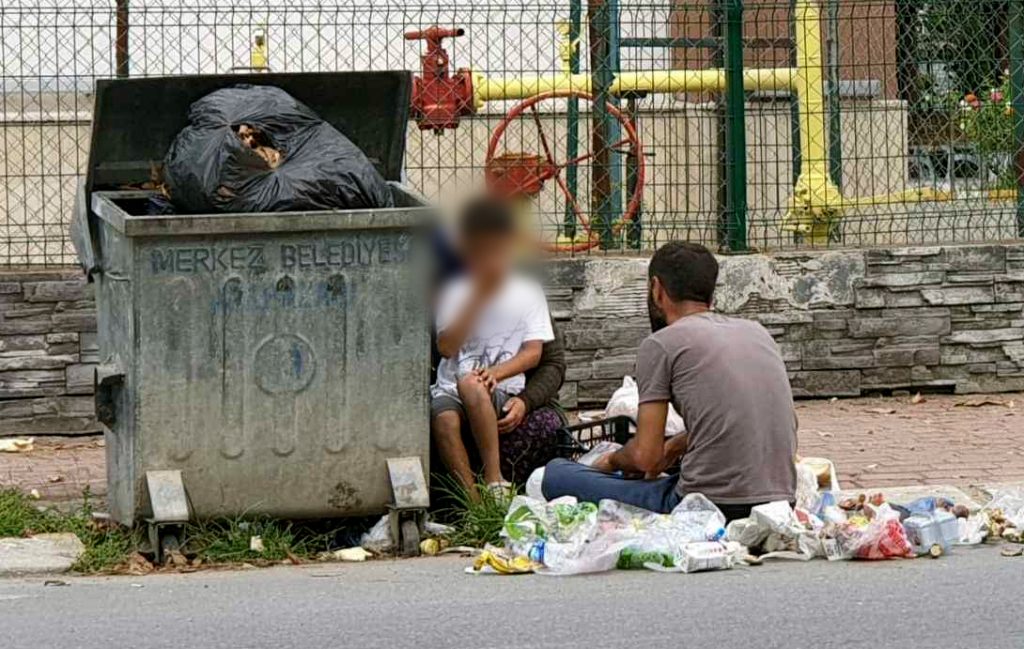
401, 519, 421, 557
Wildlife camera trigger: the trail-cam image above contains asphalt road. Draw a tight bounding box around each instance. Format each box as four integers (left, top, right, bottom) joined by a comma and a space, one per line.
2, 547, 1019, 649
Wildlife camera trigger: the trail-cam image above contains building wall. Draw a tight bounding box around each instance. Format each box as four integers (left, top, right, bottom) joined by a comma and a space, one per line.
0, 242, 1022, 434
0, 268, 99, 436
670, 0, 899, 100
543, 242, 1024, 407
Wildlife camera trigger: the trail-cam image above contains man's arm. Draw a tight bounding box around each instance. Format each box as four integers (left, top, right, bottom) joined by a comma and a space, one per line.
597, 401, 669, 475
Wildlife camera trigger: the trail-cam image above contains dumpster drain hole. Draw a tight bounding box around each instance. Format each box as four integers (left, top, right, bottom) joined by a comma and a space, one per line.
276, 275, 294, 293
253, 334, 316, 394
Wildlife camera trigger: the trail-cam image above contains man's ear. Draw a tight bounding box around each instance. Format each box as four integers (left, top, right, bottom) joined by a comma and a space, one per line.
651, 276, 665, 305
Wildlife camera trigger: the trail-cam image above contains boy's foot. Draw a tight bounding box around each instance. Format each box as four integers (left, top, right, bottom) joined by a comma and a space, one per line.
486, 481, 515, 501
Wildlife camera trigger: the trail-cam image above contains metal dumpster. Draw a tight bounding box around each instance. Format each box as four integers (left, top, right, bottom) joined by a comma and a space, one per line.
73, 72, 433, 539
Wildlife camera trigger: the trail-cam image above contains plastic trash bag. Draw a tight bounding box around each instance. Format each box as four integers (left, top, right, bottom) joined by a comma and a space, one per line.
360, 515, 452, 553
850, 507, 914, 560
163, 84, 393, 214
604, 376, 685, 435
984, 487, 1024, 528
577, 441, 623, 467
795, 462, 822, 513
525, 467, 546, 501
957, 512, 990, 545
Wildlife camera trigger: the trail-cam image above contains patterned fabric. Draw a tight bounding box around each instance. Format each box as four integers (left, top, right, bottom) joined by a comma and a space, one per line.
498, 407, 565, 485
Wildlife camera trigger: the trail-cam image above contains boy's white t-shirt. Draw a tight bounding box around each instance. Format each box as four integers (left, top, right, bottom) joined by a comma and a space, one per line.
432, 273, 554, 399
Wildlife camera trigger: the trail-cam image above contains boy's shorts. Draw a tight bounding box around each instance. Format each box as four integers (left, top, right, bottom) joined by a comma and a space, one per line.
430, 389, 512, 422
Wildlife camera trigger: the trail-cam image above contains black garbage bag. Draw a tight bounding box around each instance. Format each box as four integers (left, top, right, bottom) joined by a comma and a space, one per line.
163, 84, 393, 214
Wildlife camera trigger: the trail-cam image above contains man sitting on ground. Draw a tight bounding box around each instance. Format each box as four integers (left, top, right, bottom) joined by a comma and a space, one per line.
542, 242, 796, 520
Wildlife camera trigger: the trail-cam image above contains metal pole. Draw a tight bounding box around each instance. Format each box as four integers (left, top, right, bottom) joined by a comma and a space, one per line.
723, 0, 748, 251
115, 0, 130, 78
789, 0, 801, 187
564, 0, 583, 239
588, 0, 614, 249
1012, 0, 1024, 236
625, 95, 642, 249
713, 0, 729, 248
826, 0, 843, 189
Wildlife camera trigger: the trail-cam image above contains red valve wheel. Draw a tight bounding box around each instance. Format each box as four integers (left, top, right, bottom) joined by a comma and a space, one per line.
485, 90, 645, 253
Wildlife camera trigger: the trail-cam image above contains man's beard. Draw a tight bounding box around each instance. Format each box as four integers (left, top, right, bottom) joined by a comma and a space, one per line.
648, 288, 668, 332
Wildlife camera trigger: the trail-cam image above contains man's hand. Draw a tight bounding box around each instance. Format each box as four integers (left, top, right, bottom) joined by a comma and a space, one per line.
497, 396, 527, 434
644, 433, 689, 479
472, 368, 498, 393
590, 451, 616, 473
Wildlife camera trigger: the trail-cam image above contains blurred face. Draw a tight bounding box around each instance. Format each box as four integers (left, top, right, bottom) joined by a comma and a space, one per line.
462, 232, 514, 279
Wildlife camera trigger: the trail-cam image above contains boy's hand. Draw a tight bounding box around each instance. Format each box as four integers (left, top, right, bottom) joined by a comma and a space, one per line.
472, 368, 498, 393
471, 267, 503, 301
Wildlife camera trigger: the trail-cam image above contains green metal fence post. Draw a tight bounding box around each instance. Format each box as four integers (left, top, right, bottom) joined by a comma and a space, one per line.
564, 0, 583, 240
723, 0, 748, 251
1011, 0, 1024, 237
588, 0, 612, 248
826, 0, 843, 189
115, 0, 130, 77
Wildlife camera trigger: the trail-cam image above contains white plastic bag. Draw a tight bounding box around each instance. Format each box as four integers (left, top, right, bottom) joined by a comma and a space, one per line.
604, 376, 686, 435
604, 376, 640, 421
578, 441, 623, 467
525, 467, 546, 501
360, 515, 393, 552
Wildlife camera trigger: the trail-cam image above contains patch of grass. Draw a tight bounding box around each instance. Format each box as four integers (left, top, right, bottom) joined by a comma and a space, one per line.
1, 487, 355, 572
434, 475, 512, 547
185, 517, 338, 564
0, 487, 136, 573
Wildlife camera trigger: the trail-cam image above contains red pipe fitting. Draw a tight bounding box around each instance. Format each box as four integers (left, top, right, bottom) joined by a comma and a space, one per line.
405, 26, 476, 133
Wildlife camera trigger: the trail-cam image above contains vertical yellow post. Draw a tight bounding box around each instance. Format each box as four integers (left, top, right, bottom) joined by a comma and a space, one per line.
785, 0, 843, 243
250, 29, 269, 71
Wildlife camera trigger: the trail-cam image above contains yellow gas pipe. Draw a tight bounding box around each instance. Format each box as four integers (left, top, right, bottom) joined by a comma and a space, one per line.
465, 0, 944, 245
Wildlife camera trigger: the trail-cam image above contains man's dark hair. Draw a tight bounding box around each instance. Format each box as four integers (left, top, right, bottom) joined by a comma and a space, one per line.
648, 241, 719, 305
458, 196, 516, 239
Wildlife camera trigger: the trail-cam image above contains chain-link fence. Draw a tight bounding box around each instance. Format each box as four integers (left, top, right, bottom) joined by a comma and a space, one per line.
1, 0, 1023, 264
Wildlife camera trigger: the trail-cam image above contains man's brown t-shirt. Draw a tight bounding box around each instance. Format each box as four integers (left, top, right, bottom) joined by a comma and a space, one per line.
636, 312, 796, 504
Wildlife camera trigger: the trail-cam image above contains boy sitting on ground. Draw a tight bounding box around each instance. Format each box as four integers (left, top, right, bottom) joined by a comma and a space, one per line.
431, 197, 554, 496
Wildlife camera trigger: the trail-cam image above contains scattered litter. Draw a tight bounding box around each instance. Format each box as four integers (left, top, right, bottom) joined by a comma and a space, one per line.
28, 489, 41, 500
466, 547, 538, 575
0, 437, 34, 453
249, 536, 265, 553
130, 583, 144, 589
359, 515, 453, 554
1000, 546, 1023, 558
333, 547, 371, 562
125, 552, 154, 576
955, 398, 1012, 408
910, 393, 925, 404
47, 475, 64, 484
43, 580, 69, 587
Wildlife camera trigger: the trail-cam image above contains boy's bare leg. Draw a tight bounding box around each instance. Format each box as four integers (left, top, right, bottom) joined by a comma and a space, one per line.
457, 376, 504, 485
431, 410, 478, 496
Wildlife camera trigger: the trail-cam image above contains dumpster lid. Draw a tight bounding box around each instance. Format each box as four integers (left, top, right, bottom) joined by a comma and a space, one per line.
85, 71, 412, 193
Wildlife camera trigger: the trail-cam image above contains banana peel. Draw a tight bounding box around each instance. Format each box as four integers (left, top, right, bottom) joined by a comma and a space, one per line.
468, 548, 538, 575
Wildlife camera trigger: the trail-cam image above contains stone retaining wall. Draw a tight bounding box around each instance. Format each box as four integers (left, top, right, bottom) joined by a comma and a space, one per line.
543, 243, 1024, 407
0, 242, 1022, 434
0, 268, 99, 436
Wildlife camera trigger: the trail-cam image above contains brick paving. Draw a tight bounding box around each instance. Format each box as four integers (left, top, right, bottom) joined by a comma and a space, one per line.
0, 392, 1021, 508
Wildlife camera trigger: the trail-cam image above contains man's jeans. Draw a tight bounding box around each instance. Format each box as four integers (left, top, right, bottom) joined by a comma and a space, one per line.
541, 458, 766, 520
541, 458, 681, 513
